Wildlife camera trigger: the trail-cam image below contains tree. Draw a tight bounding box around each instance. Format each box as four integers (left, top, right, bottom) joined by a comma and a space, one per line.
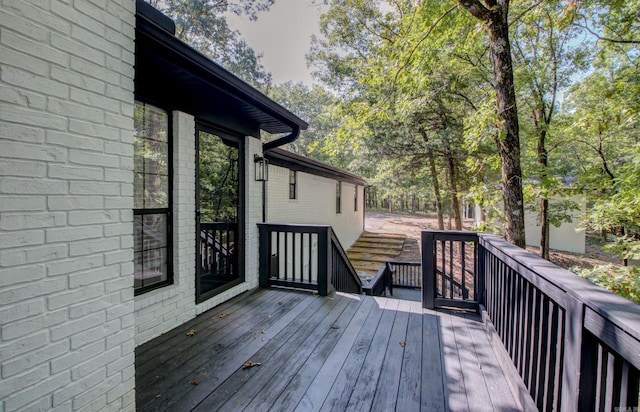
264, 82, 340, 161
457, 0, 526, 247
511, 1, 588, 259
148, 0, 274, 87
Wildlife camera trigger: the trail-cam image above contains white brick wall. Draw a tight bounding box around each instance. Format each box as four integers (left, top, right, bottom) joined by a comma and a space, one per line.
0, 1, 136, 411
266, 165, 364, 249
134, 111, 197, 346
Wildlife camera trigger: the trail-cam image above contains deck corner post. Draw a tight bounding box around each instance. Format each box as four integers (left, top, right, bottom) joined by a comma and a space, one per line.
318, 227, 330, 296
258, 224, 270, 288
561, 293, 586, 411
422, 231, 436, 309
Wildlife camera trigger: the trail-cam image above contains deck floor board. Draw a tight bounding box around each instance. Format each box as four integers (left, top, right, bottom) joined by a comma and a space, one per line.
135, 288, 522, 411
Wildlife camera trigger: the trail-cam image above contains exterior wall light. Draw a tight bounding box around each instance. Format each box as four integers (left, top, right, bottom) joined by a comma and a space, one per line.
254, 154, 269, 181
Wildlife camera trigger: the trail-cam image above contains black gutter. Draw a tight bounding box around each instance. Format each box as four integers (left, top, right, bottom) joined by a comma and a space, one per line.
265, 148, 367, 186
262, 126, 301, 152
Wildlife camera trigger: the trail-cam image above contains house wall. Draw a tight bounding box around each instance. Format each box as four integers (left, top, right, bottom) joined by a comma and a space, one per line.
525, 196, 586, 254
266, 165, 364, 249
133, 119, 264, 345
0, 1, 137, 411
134, 111, 197, 346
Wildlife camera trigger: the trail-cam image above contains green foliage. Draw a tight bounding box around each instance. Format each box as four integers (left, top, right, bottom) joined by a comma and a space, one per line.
149, 0, 273, 87
604, 236, 640, 261
573, 264, 640, 304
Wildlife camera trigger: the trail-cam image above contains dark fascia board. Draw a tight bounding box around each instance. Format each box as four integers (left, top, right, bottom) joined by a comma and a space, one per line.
265, 148, 367, 186
135, 0, 308, 135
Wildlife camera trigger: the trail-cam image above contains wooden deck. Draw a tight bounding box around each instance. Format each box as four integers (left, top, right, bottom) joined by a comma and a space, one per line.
135, 288, 522, 411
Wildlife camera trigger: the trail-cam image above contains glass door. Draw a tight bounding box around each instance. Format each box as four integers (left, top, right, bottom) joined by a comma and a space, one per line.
196, 125, 244, 303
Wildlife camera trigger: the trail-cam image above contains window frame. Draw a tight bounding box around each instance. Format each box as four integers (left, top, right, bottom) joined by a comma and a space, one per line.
336, 181, 342, 214
289, 169, 297, 200
133, 101, 173, 296
354, 185, 359, 212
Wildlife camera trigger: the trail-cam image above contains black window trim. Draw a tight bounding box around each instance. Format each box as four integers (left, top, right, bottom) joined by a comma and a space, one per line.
336, 181, 342, 214
133, 101, 174, 296
289, 169, 297, 200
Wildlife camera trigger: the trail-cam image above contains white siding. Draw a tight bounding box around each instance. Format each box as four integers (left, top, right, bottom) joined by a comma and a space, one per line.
525, 196, 586, 254
0, 1, 136, 410
266, 164, 364, 249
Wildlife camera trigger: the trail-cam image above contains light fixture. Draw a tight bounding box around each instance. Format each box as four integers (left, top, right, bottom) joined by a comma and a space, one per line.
254, 154, 269, 181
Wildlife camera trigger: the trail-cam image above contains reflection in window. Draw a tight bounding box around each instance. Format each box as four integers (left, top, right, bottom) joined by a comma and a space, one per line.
133, 101, 172, 293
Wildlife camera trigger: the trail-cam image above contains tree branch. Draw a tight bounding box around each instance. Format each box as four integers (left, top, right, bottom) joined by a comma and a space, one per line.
574, 21, 640, 45
457, 0, 492, 21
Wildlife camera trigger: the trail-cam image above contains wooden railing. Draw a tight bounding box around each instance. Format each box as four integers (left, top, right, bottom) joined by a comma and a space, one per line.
422, 231, 480, 311
199, 222, 237, 278
422, 230, 640, 411
258, 223, 362, 296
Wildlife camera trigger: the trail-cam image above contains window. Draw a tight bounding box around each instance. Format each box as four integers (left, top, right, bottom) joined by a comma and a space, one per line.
133, 101, 172, 294
289, 170, 297, 199
354, 185, 359, 212
336, 181, 342, 213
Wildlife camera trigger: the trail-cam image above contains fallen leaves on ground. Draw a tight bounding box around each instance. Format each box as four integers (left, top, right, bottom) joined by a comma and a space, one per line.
188, 379, 199, 385
186, 329, 197, 336
242, 361, 262, 369
218, 312, 231, 318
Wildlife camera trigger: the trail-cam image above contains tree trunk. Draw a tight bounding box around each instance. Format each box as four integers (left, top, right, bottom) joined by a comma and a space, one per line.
537, 113, 550, 260
428, 154, 445, 230
458, 0, 526, 248
447, 153, 463, 230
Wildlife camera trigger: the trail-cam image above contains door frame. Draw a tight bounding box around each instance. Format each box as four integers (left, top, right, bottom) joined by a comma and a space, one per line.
195, 121, 245, 304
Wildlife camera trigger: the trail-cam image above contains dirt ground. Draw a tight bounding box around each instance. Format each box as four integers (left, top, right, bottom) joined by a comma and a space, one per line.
364, 211, 627, 271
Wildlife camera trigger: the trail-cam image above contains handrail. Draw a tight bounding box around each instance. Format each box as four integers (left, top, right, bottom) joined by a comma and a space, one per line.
421, 230, 640, 411
258, 223, 362, 296
328, 227, 363, 294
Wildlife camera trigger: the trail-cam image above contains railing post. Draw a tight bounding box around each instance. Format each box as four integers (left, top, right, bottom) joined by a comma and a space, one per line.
561, 294, 586, 411
317, 227, 329, 296
258, 224, 270, 288
476, 237, 486, 306
422, 231, 435, 309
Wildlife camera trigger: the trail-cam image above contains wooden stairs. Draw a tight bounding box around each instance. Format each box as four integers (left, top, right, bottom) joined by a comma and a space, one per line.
347, 231, 406, 280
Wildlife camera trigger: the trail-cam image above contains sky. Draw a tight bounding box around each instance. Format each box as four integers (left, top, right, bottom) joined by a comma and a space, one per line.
226, 0, 327, 86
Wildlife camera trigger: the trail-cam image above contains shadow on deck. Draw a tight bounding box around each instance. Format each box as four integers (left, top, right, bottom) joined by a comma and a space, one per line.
135, 288, 521, 411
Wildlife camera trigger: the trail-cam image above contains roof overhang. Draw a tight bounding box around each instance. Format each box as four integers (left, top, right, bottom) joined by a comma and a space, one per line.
134, 0, 308, 137
265, 148, 367, 186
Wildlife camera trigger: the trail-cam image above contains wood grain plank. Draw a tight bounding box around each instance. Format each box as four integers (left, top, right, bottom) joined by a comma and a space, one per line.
420, 308, 445, 411
138, 292, 314, 411
136, 289, 290, 394
136, 288, 275, 369
395, 301, 424, 411
370, 298, 411, 412
225, 293, 351, 412
294, 295, 376, 412
315, 297, 387, 412
190, 293, 342, 411
267, 295, 367, 411
438, 310, 469, 412
346, 297, 399, 411
462, 312, 522, 412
